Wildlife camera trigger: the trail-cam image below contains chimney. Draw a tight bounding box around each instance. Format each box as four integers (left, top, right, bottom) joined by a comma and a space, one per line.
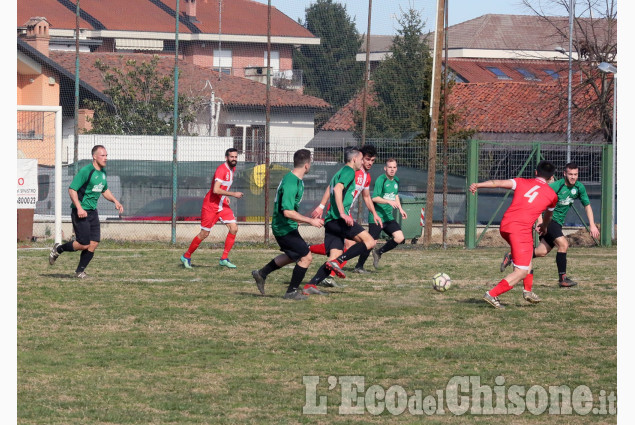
24, 17, 51, 57
184, 0, 198, 22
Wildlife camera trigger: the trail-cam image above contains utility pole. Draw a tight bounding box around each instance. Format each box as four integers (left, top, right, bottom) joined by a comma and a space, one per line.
74, 0, 80, 174
424, 0, 445, 246
358, 0, 372, 224
264, 0, 271, 244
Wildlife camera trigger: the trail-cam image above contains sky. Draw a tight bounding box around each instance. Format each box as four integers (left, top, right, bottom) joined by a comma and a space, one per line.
255, 0, 530, 35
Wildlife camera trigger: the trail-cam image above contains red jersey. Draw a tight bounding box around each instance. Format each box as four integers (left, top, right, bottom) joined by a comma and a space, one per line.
324, 168, 371, 216
204, 162, 235, 211
500, 177, 557, 234
349, 169, 371, 214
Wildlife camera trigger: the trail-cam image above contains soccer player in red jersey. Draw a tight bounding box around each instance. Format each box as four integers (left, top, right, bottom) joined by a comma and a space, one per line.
181, 148, 244, 269
469, 161, 558, 309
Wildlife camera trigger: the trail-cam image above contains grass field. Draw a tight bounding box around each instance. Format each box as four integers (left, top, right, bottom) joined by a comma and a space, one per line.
17, 241, 617, 424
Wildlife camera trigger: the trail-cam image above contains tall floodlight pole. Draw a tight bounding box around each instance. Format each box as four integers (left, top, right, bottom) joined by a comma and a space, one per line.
598, 62, 617, 241
358, 0, 372, 224
361, 0, 372, 148
424, 0, 445, 246
264, 0, 271, 244
74, 0, 80, 174
566, 0, 574, 163
171, 0, 181, 244
442, 0, 448, 249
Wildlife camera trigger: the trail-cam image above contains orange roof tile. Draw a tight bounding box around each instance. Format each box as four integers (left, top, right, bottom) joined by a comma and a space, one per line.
321, 83, 376, 131
49, 51, 330, 109
18, 0, 316, 38
447, 81, 603, 134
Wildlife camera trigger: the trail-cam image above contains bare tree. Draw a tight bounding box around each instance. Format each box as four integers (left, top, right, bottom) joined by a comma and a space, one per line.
523, 0, 617, 143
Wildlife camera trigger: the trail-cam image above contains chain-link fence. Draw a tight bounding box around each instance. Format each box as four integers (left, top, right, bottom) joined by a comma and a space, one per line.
18, 110, 609, 247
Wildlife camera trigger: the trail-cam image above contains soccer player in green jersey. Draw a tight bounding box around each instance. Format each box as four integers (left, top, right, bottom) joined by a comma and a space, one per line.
48, 145, 124, 278
251, 149, 325, 300
304, 148, 377, 286
354, 158, 408, 270
500, 163, 600, 287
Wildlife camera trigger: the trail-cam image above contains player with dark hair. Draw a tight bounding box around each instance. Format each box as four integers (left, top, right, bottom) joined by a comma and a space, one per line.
181, 148, 244, 269
354, 158, 408, 271
310, 144, 382, 279
251, 149, 325, 300
48, 145, 124, 278
305, 148, 377, 286
470, 161, 558, 309
500, 162, 600, 287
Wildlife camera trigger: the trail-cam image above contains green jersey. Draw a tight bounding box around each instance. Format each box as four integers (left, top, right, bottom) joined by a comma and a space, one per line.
272, 172, 304, 237
324, 165, 357, 223
370, 174, 400, 224
548, 178, 591, 225
69, 163, 108, 210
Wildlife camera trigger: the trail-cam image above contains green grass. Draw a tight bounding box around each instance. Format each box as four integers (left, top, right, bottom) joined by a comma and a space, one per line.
18, 242, 617, 424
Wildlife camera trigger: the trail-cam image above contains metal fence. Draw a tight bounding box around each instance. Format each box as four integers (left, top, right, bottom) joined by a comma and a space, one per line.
18, 112, 611, 247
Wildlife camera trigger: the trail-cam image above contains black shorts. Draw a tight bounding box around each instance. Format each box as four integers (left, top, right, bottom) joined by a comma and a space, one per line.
72, 209, 101, 245
540, 221, 564, 248
368, 220, 402, 239
324, 218, 366, 252
275, 229, 310, 262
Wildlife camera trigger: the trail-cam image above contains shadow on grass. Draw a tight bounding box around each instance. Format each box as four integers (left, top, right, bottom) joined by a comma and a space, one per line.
40, 273, 80, 279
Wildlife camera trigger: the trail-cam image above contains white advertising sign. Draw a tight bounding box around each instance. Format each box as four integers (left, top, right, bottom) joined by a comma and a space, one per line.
17, 159, 38, 209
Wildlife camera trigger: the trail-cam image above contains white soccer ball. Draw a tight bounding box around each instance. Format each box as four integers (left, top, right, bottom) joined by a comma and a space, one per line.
432, 272, 452, 292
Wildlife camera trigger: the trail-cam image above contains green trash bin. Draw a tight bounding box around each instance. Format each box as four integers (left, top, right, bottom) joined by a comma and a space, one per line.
380, 197, 425, 243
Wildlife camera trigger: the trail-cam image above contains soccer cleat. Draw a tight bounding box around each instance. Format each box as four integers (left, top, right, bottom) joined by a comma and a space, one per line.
252, 270, 266, 295
317, 277, 348, 288
372, 249, 382, 269
75, 271, 88, 279
559, 275, 578, 288
303, 284, 329, 296
522, 290, 541, 304
180, 255, 192, 269
219, 258, 237, 268
49, 243, 60, 265
483, 292, 505, 309
500, 252, 512, 272
283, 289, 308, 300
325, 261, 346, 279
353, 267, 371, 274
317, 277, 335, 287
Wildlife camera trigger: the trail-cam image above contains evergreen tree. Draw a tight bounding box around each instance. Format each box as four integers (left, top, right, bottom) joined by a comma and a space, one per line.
361, 8, 432, 139
294, 0, 364, 126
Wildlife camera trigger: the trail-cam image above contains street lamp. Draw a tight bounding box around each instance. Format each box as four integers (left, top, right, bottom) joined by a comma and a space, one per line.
597, 62, 617, 241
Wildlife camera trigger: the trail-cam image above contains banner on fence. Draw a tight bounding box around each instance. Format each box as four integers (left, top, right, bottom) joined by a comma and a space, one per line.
17, 159, 38, 209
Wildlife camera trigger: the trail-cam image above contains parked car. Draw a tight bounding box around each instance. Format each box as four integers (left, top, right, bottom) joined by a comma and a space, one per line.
122, 197, 203, 221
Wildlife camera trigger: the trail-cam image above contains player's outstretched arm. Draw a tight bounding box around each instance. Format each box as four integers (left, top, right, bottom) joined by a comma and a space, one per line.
395, 195, 407, 219
538, 210, 554, 235
68, 188, 87, 218
284, 210, 323, 228
102, 189, 124, 213
584, 204, 600, 238
311, 186, 331, 218
469, 180, 514, 194
213, 180, 243, 199
333, 183, 353, 226
362, 189, 382, 228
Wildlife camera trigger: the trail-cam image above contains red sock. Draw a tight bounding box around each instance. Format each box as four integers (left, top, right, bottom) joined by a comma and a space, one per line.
310, 244, 326, 255
523, 272, 534, 292
185, 235, 202, 258
222, 233, 236, 259
489, 279, 513, 297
